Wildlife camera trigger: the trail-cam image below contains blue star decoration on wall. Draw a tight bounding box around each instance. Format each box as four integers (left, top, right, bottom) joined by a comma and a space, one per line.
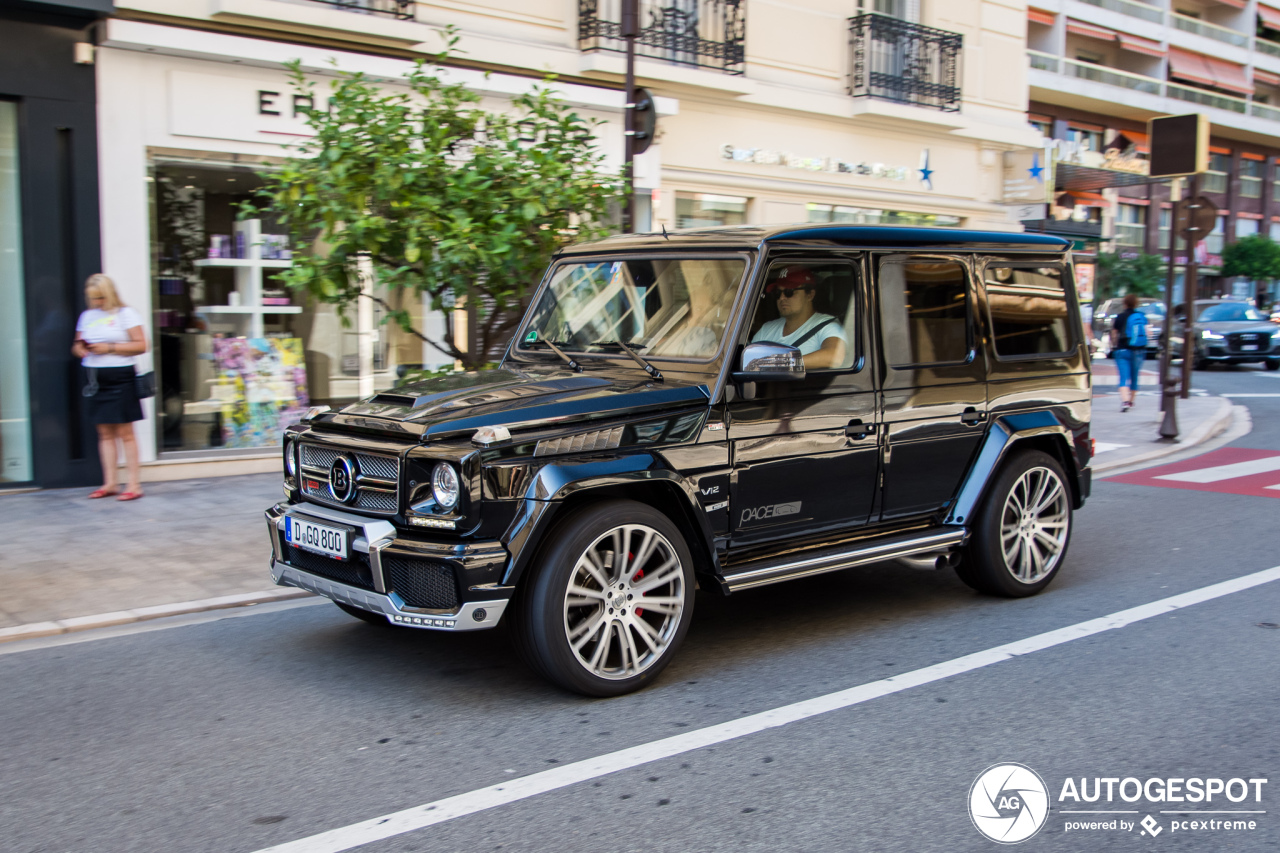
919, 149, 933, 190
1028, 152, 1044, 182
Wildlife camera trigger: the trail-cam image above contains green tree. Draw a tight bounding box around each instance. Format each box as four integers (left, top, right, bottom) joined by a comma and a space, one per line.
248, 43, 622, 368
1094, 252, 1163, 302
1220, 233, 1280, 308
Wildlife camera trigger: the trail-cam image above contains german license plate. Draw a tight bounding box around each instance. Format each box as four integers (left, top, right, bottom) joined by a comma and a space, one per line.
1241, 344, 1259, 351
285, 516, 349, 560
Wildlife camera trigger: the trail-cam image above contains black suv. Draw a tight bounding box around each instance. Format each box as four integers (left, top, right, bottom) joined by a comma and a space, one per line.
266, 225, 1093, 696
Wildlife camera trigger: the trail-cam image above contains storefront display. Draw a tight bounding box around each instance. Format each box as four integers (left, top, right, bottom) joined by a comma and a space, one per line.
210, 337, 308, 448
0, 101, 31, 483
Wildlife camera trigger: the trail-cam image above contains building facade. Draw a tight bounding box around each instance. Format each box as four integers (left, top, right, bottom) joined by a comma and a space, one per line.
36, 0, 1041, 485
1026, 0, 1280, 303
1, 0, 110, 489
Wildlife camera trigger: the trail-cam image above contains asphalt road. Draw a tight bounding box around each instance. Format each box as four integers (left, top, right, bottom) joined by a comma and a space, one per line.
1, 366, 1278, 853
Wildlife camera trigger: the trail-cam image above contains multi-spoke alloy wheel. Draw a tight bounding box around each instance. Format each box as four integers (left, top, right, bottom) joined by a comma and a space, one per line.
513, 500, 695, 696
563, 524, 686, 681
956, 450, 1073, 598
998, 466, 1069, 584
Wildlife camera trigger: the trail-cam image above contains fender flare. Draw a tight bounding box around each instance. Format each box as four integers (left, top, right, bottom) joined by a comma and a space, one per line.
498, 453, 719, 587
945, 411, 1088, 526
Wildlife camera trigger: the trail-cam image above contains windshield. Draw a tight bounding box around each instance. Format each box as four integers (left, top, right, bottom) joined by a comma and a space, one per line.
520, 257, 746, 359
1197, 303, 1267, 322
1138, 303, 1164, 317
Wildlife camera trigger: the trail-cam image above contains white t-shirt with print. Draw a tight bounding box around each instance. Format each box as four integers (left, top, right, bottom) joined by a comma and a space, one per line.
77, 307, 143, 368
751, 312, 847, 356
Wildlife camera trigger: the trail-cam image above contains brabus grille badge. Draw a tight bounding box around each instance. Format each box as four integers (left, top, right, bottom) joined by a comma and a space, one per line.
534, 426, 625, 457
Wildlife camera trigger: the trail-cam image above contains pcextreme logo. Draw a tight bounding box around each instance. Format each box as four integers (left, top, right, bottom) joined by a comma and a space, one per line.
969, 763, 1269, 843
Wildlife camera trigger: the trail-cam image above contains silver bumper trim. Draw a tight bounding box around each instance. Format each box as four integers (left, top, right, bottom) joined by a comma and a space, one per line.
270, 560, 508, 631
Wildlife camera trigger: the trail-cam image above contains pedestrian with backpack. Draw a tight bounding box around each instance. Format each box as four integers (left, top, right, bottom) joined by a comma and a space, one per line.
1110, 293, 1148, 412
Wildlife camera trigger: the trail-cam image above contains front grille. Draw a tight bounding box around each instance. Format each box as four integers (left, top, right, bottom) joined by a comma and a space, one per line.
384, 555, 459, 610
1227, 333, 1270, 353
298, 442, 401, 515
281, 543, 375, 591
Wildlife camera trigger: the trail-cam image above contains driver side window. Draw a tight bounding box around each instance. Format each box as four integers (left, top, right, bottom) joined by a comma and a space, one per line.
747, 260, 859, 371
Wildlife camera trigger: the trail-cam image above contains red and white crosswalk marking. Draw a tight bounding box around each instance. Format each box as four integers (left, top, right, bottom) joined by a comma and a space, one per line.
1107, 448, 1280, 499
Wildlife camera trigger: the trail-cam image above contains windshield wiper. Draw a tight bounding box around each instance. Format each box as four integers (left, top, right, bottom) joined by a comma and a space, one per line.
591, 340, 663, 382
527, 335, 582, 372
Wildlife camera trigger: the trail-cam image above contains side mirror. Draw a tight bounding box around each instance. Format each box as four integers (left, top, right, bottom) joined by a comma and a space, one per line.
732, 342, 806, 383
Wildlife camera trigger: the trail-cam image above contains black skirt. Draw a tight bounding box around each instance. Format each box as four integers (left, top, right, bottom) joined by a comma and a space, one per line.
86, 366, 144, 425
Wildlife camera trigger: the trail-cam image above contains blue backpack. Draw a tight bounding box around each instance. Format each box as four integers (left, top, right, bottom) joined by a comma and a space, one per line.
1125, 310, 1148, 349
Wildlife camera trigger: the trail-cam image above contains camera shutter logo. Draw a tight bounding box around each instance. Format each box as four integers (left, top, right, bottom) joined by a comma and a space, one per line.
969, 763, 1050, 844
329, 455, 356, 504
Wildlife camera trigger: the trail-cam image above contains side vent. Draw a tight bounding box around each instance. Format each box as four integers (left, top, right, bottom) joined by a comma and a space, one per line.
534, 426, 625, 457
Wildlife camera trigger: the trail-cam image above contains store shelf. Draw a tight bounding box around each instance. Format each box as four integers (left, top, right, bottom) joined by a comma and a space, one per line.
203, 305, 302, 314
194, 258, 292, 268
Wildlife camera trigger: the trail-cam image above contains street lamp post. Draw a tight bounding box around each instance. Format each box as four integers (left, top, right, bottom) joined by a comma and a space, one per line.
621, 0, 638, 234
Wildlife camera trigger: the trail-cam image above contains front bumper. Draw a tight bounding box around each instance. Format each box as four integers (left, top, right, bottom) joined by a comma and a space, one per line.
265, 502, 512, 631
1200, 345, 1277, 363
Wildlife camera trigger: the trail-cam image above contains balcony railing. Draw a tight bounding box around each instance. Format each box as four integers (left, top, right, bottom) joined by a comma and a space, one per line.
1077, 0, 1163, 24
1063, 56, 1162, 94
306, 0, 414, 18
1258, 38, 1280, 59
1171, 13, 1248, 48
1252, 101, 1280, 122
1240, 176, 1263, 198
848, 14, 962, 112
578, 1, 746, 75
1167, 83, 1248, 113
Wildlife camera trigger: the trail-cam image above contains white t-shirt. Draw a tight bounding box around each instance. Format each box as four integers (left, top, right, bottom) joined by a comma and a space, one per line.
77, 307, 144, 368
751, 312, 847, 356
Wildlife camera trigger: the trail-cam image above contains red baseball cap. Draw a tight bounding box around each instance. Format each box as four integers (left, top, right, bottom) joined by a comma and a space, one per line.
765, 267, 817, 294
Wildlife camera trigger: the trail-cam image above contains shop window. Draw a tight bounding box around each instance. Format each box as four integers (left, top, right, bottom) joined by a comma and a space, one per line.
0, 102, 31, 483
984, 265, 1073, 359
806, 204, 960, 227
149, 160, 435, 454
878, 260, 971, 367
675, 193, 748, 228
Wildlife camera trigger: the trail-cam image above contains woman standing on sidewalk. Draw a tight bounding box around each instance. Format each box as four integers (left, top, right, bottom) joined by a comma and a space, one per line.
1110, 293, 1146, 413
72, 274, 148, 500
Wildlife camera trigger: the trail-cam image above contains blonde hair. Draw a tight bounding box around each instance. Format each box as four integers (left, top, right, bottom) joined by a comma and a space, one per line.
84, 273, 124, 311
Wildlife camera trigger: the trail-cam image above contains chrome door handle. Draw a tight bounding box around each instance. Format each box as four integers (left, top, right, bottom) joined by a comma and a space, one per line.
845, 419, 876, 440
959, 408, 987, 425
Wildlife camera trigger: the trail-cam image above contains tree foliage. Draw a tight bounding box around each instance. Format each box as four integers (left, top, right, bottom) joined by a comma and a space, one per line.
1094, 252, 1163, 302
1220, 233, 1280, 286
248, 42, 622, 368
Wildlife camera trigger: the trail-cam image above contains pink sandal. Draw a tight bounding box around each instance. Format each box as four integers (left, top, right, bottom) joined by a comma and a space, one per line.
88, 489, 119, 499
117, 491, 144, 502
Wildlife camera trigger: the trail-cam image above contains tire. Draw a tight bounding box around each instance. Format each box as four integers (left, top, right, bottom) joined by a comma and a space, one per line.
510, 499, 695, 697
335, 601, 396, 627
1266, 359, 1280, 371
955, 450, 1073, 598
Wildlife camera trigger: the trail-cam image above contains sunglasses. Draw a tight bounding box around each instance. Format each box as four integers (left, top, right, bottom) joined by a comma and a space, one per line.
773, 287, 807, 299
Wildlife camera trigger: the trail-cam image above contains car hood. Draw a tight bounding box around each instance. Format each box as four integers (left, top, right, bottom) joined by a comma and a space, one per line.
1196, 320, 1277, 335
316, 366, 712, 440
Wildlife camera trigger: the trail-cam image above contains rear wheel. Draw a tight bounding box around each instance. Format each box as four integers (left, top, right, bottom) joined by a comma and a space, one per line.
511, 500, 695, 696
1266, 358, 1280, 371
956, 450, 1073, 598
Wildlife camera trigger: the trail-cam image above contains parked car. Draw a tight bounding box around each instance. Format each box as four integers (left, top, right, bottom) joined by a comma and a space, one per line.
1168, 299, 1280, 370
265, 225, 1093, 696
1091, 296, 1164, 358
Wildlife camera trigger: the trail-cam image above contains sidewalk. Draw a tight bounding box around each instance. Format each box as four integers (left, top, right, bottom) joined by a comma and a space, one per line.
0, 368, 1237, 641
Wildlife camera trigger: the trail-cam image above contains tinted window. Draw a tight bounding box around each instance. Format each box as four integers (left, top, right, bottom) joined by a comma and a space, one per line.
747, 261, 858, 370
985, 266, 1074, 358
879, 260, 970, 367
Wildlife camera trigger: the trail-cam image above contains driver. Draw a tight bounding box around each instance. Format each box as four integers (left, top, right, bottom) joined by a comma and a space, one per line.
751, 267, 847, 369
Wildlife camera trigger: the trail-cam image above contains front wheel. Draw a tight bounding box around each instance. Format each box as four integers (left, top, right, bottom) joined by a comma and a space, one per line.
512, 500, 695, 696
956, 450, 1073, 598
1266, 358, 1280, 371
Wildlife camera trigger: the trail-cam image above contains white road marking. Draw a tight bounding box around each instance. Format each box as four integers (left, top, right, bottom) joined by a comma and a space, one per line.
1222, 393, 1280, 398
1154, 456, 1280, 483
1267, 484, 1280, 491
251, 565, 1280, 853
1093, 442, 1131, 454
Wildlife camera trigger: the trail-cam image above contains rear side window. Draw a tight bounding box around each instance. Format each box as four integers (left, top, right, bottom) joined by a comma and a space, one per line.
984, 265, 1074, 358
878, 260, 971, 367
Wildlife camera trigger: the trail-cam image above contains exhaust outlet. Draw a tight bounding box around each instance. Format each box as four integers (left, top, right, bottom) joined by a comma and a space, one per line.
895, 550, 962, 571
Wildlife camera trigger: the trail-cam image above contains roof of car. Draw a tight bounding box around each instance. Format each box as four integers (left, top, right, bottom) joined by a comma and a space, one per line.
559, 224, 1072, 255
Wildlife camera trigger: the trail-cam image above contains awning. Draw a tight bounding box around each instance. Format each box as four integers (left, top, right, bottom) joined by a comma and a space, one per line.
1211, 0, 1247, 9
1260, 4, 1280, 31
1066, 19, 1117, 41
1105, 129, 1150, 154
1256, 68, 1280, 87
1168, 47, 1251, 95
1116, 32, 1164, 58
1028, 8, 1056, 26
1065, 190, 1108, 204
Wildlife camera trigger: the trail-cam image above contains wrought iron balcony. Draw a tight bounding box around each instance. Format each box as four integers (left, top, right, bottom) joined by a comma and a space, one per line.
848, 14, 961, 112
579, 1, 746, 76
305, 0, 414, 20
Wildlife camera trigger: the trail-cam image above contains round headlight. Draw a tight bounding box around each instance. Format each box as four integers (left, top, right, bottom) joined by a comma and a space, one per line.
284, 437, 297, 477
432, 462, 460, 510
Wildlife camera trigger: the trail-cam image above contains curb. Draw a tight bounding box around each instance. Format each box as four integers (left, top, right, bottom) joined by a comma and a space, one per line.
0, 588, 315, 644
1093, 397, 1235, 474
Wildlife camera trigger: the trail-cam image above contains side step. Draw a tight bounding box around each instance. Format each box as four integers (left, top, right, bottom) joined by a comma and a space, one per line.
720, 527, 967, 593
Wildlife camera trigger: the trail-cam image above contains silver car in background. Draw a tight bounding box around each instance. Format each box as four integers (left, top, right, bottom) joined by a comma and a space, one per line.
1090, 297, 1164, 359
